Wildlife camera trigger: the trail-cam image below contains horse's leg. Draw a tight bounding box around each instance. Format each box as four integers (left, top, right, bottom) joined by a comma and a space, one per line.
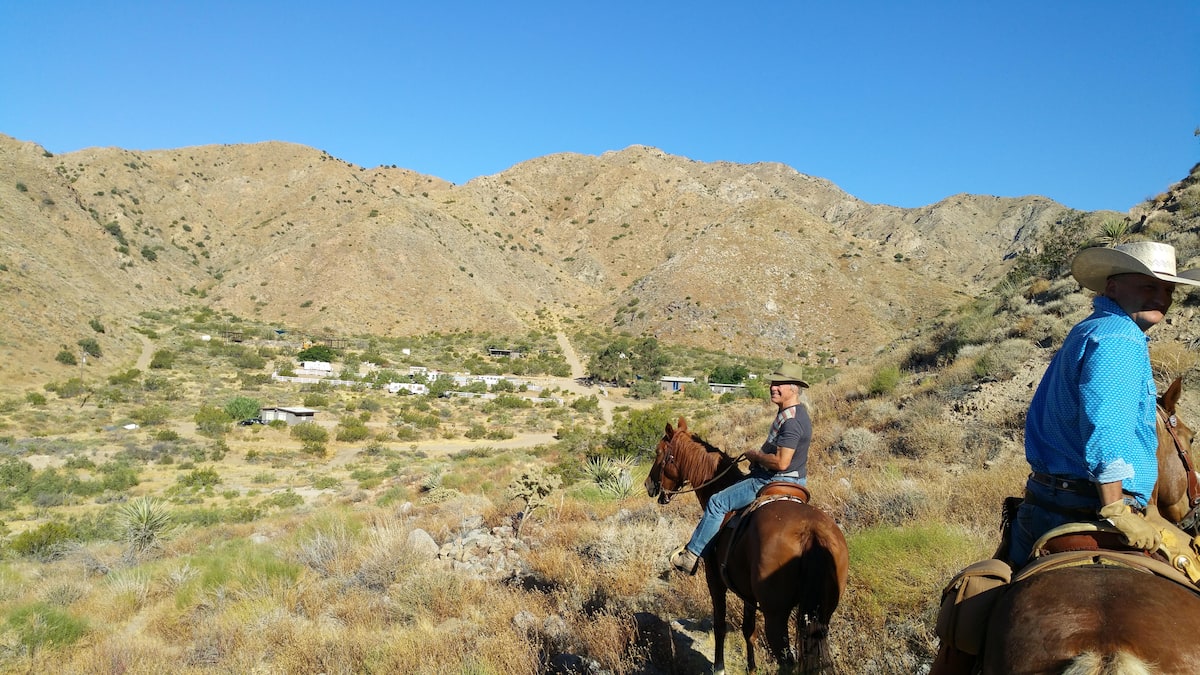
705, 562, 728, 675
762, 608, 795, 669
741, 596, 758, 673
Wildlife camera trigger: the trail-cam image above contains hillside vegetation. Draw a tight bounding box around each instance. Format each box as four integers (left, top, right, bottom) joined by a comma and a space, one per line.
0, 131, 1198, 673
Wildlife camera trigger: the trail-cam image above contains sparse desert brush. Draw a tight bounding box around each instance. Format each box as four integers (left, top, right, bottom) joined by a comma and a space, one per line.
826, 426, 882, 466
891, 394, 962, 461
1151, 340, 1199, 383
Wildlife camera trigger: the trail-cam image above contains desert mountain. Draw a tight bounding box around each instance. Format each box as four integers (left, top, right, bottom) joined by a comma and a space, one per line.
1, 133, 1082, 381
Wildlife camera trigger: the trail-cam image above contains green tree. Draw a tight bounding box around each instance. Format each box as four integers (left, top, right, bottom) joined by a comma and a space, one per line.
604, 404, 678, 460
588, 336, 668, 385
223, 396, 261, 422
710, 364, 749, 384
296, 345, 336, 362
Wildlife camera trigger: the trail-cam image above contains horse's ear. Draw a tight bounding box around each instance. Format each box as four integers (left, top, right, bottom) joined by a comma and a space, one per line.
664, 422, 675, 437
677, 417, 688, 432
1163, 377, 1184, 413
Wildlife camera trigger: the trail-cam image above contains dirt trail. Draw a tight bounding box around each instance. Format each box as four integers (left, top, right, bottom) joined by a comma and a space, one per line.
553, 330, 617, 425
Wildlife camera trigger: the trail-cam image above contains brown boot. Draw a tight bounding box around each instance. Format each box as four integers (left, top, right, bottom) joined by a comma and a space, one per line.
669, 546, 700, 575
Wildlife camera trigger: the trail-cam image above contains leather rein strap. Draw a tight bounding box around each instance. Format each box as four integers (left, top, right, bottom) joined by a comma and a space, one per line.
1158, 406, 1200, 515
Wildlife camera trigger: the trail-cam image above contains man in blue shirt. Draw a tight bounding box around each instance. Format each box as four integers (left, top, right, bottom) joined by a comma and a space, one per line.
670, 364, 812, 574
1010, 241, 1200, 566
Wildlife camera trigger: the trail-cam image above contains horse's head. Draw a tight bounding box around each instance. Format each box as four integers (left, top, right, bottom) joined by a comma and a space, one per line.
645, 417, 689, 505
1155, 377, 1199, 529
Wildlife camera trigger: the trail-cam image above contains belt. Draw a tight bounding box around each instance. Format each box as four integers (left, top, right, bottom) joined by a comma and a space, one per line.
775, 471, 800, 479
1029, 472, 1095, 496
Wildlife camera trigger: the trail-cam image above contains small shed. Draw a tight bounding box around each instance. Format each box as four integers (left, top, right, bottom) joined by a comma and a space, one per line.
260, 406, 317, 425
296, 361, 333, 377
659, 376, 696, 393
709, 382, 747, 395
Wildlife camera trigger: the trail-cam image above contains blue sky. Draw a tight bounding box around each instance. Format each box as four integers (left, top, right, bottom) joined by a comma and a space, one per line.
2, 1, 1196, 211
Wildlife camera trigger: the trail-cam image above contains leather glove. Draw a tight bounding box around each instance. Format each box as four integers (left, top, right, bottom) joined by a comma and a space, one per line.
1099, 501, 1162, 551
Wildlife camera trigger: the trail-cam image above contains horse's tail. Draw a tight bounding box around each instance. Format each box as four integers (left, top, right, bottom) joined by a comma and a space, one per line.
796, 516, 849, 625
1061, 651, 1155, 675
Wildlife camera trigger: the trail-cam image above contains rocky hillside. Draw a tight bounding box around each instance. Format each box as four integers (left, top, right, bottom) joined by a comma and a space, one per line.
0, 132, 1156, 383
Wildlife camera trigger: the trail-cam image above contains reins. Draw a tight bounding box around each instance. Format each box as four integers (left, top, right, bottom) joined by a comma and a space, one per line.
657, 431, 747, 497
1158, 405, 1200, 525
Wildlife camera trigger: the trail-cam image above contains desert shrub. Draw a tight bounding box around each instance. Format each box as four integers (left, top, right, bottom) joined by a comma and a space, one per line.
176, 467, 221, 489
5, 602, 89, 651
867, 364, 901, 397
7, 521, 77, 560
829, 427, 881, 465
1152, 341, 1199, 383
262, 490, 303, 509
628, 379, 660, 399
193, 404, 231, 436
24, 391, 46, 406
571, 396, 600, 413
484, 394, 533, 410
290, 421, 328, 443
129, 404, 170, 426
313, 476, 340, 490
77, 338, 101, 359
55, 349, 77, 366
891, 395, 961, 460
840, 481, 931, 530
465, 424, 487, 439
302, 392, 329, 407
335, 417, 370, 442
149, 349, 175, 369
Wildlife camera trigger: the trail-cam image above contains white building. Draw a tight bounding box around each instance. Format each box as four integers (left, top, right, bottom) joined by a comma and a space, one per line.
387, 382, 429, 395
260, 406, 318, 425
295, 361, 334, 377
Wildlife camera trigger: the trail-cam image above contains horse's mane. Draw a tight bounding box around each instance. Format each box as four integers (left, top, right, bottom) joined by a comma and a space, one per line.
671, 429, 739, 485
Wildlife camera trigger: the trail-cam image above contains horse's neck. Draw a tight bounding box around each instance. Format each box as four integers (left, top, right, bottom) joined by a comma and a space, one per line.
1156, 419, 1195, 523
676, 444, 737, 504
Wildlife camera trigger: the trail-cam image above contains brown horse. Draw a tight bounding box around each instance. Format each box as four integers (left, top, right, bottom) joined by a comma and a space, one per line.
1150, 377, 1200, 530
644, 417, 849, 674
976, 377, 1200, 674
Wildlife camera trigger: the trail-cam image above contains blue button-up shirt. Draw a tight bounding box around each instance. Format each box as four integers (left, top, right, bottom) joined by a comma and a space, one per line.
1024, 295, 1158, 506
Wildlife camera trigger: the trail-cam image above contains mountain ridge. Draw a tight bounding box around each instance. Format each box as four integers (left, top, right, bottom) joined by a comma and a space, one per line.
1, 134, 1091, 382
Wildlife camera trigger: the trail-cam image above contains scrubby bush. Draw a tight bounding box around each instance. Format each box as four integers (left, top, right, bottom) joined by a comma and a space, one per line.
194, 405, 231, 437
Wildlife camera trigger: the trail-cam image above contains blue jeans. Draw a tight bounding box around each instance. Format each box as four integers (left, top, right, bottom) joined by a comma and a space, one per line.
1009, 477, 1102, 566
685, 474, 807, 556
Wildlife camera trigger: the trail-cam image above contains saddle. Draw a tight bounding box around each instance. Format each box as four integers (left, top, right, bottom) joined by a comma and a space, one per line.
717, 482, 813, 594
1030, 519, 1200, 588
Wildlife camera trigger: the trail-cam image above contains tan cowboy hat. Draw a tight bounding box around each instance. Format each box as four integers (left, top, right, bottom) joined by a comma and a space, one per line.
765, 363, 810, 388
1071, 241, 1200, 293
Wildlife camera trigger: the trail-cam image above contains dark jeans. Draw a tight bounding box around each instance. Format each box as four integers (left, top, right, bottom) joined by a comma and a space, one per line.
1009, 477, 1101, 566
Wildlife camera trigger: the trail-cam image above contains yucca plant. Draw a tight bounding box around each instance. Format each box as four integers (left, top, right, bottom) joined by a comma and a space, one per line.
117, 497, 172, 562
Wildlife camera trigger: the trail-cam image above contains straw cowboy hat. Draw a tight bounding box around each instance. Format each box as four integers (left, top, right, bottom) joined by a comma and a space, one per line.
1071, 241, 1200, 293
765, 364, 810, 388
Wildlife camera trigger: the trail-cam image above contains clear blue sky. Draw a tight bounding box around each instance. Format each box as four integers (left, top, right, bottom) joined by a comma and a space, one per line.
2, 1, 1197, 211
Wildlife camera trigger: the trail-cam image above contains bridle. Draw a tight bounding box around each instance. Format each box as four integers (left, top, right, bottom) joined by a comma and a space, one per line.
650, 431, 746, 499
1158, 404, 1200, 533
